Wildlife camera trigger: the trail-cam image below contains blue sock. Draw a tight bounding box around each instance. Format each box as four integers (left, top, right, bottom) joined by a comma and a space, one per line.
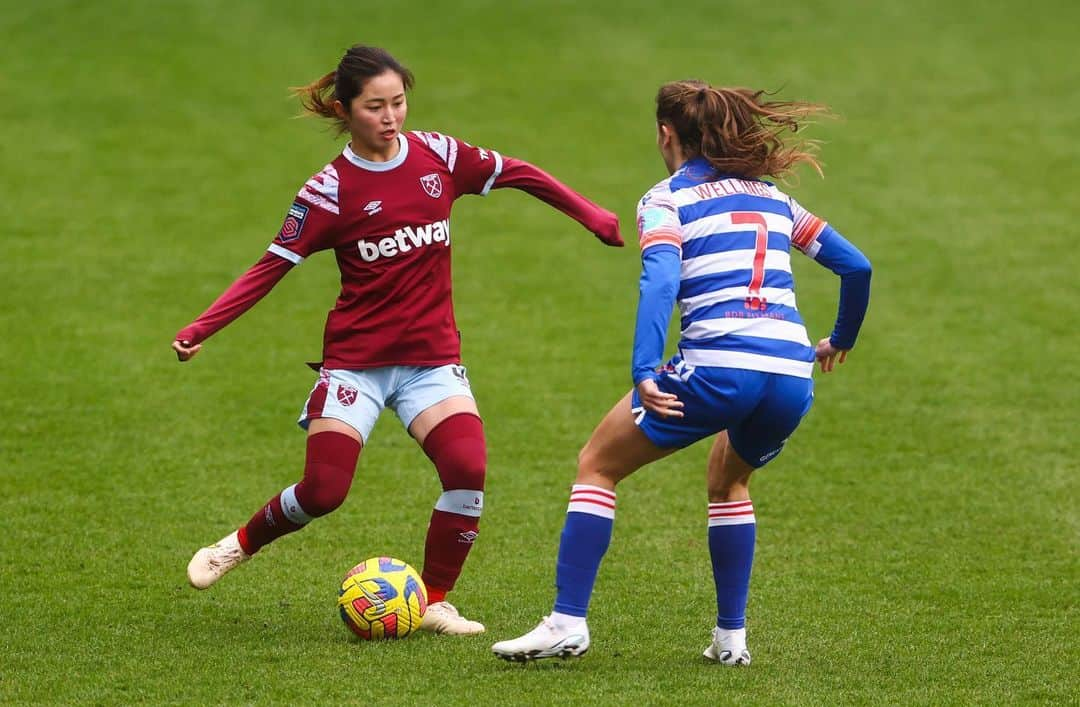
708, 500, 757, 629
553, 485, 616, 617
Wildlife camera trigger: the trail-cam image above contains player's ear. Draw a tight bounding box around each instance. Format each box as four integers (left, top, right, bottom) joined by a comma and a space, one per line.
332, 99, 349, 122
657, 122, 672, 149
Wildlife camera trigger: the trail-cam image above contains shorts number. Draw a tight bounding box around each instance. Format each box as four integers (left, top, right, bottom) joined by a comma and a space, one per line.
732, 212, 768, 311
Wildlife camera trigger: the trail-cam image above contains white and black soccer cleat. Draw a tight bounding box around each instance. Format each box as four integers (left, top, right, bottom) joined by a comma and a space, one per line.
492, 617, 590, 662
702, 626, 752, 666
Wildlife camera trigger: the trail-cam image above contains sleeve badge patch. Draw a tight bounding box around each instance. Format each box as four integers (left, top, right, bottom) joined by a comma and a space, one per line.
278, 202, 309, 243
639, 206, 668, 233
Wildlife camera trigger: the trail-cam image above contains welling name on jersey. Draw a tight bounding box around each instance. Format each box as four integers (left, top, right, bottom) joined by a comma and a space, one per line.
356, 218, 451, 262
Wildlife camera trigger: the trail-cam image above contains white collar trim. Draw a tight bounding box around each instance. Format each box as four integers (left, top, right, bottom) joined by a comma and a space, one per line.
343, 134, 408, 171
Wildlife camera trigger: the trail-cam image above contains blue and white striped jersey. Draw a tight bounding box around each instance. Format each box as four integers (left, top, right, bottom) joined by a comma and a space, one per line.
636, 157, 828, 379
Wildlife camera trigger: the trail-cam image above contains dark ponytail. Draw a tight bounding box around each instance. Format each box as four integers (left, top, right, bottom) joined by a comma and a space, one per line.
292, 45, 414, 135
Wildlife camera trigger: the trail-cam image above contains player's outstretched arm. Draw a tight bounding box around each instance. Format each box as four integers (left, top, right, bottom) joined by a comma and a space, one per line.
172, 253, 294, 362
806, 225, 872, 372
493, 157, 623, 246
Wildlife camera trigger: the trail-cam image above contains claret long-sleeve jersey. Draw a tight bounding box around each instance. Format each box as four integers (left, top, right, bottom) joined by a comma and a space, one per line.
632, 156, 871, 385
176, 131, 621, 368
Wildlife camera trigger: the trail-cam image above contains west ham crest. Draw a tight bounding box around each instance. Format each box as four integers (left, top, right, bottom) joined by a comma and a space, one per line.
420, 173, 443, 198
336, 384, 358, 406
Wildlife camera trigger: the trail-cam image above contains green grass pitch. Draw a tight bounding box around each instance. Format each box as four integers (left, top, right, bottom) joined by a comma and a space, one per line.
2, 0, 1077, 703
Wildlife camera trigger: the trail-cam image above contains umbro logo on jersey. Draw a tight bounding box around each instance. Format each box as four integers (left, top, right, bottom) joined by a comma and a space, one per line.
420, 173, 443, 198
356, 219, 451, 262
363, 200, 382, 216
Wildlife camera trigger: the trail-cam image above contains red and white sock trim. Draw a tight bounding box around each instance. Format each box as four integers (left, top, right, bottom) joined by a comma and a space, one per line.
708, 500, 755, 527
567, 484, 616, 519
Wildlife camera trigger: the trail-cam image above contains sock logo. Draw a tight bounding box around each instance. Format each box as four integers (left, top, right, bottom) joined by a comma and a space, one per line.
458, 530, 478, 544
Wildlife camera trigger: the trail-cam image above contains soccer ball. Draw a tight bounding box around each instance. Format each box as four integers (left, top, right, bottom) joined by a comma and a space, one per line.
338, 557, 428, 640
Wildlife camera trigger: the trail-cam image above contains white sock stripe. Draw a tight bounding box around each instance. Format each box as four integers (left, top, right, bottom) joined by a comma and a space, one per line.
709, 500, 753, 509
280, 484, 313, 525
435, 489, 484, 517
571, 484, 615, 499
569, 490, 617, 504
567, 484, 616, 519
567, 499, 615, 519
708, 514, 756, 526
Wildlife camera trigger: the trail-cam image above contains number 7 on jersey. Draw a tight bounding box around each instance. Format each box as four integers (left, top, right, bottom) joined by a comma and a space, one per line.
732, 212, 768, 311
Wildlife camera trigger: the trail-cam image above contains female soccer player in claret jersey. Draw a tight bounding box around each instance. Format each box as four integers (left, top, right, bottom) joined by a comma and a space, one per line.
492, 82, 871, 661
174, 45, 623, 635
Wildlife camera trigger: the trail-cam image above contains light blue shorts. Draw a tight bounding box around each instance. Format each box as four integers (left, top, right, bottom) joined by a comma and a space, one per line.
298, 364, 474, 442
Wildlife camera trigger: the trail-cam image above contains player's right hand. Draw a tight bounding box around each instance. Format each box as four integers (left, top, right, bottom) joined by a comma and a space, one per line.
592, 209, 624, 247
172, 339, 202, 362
636, 378, 683, 418
815, 338, 848, 373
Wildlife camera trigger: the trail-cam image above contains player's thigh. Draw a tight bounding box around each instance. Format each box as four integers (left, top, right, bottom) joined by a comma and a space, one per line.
408, 395, 479, 445
298, 368, 386, 443
727, 374, 814, 469
394, 364, 479, 445
308, 417, 364, 445
577, 390, 678, 487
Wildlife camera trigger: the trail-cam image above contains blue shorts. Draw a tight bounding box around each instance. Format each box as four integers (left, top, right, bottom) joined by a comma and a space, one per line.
298, 364, 474, 442
631, 357, 813, 467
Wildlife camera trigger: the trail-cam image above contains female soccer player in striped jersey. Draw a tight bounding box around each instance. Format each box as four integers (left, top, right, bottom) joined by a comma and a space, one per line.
173, 45, 623, 635
493, 82, 871, 662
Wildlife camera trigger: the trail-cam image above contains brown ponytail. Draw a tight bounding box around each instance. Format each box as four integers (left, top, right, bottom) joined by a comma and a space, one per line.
293, 71, 339, 121
656, 80, 831, 182
291, 45, 414, 135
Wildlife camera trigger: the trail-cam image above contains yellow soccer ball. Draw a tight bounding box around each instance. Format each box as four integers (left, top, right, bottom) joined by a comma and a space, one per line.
338, 557, 428, 640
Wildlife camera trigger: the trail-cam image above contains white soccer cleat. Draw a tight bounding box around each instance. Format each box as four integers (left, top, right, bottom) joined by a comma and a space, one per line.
703, 626, 752, 665
491, 617, 590, 662
187, 530, 250, 590
418, 601, 486, 635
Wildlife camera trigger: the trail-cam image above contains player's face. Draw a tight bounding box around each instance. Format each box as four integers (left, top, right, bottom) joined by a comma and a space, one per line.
343, 70, 408, 159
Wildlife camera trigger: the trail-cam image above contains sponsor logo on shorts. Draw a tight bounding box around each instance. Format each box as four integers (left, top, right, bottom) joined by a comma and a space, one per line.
452, 365, 470, 389
337, 384, 358, 406
758, 447, 783, 464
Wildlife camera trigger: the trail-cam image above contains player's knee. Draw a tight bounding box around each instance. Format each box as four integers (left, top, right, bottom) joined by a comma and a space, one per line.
576, 442, 618, 485
435, 443, 486, 491
707, 445, 757, 502
424, 413, 487, 492
295, 462, 353, 516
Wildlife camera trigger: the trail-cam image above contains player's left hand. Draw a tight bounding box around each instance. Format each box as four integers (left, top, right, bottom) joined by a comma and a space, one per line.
172, 339, 202, 362
592, 209, 624, 247
636, 378, 683, 418
815, 338, 849, 373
